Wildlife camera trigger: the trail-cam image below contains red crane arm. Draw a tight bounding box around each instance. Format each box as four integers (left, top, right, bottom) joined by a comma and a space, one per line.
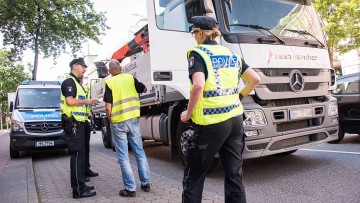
111, 25, 149, 62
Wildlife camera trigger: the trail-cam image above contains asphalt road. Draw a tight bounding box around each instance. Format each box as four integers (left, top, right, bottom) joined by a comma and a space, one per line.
90, 132, 360, 203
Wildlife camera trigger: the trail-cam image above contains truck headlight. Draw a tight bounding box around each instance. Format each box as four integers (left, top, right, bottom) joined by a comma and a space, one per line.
11, 119, 24, 132
243, 110, 267, 126
328, 102, 338, 116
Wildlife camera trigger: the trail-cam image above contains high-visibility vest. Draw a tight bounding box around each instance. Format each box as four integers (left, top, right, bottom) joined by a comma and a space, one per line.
60, 76, 88, 122
188, 44, 243, 125
105, 74, 140, 123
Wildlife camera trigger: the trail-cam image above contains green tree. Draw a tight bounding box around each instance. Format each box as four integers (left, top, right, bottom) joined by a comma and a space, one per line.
0, 49, 30, 124
0, 0, 109, 80
314, 0, 360, 65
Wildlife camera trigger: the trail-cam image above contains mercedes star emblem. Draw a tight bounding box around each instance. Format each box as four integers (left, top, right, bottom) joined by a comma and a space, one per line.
40, 123, 49, 131
289, 70, 305, 92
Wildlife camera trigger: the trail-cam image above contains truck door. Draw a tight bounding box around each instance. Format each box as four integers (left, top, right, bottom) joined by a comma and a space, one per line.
147, 0, 206, 99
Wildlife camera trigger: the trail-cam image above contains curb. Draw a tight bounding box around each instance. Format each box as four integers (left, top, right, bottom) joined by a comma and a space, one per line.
27, 158, 39, 203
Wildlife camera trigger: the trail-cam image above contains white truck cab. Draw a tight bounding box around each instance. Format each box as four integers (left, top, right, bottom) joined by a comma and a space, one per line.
89, 0, 339, 169
8, 80, 67, 158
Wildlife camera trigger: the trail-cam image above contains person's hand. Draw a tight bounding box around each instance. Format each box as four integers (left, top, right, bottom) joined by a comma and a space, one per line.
180, 110, 191, 123
87, 99, 99, 106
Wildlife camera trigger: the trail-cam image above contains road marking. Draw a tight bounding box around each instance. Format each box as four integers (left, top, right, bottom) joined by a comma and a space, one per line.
299, 148, 360, 155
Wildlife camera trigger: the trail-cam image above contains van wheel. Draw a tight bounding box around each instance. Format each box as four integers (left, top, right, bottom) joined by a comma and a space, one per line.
176, 121, 219, 173
102, 118, 111, 148
9, 144, 19, 159
328, 123, 345, 144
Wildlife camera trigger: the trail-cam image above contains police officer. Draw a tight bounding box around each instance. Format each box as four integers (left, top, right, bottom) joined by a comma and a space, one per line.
180, 16, 261, 203
60, 57, 99, 199
79, 78, 99, 178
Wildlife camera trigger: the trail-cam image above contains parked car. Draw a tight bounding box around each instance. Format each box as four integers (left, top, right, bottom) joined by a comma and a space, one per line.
330, 72, 360, 143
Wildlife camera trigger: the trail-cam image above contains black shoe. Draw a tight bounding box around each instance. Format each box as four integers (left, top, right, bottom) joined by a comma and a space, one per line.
85, 177, 90, 182
141, 183, 150, 192
84, 185, 95, 190
73, 190, 96, 199
86, 169, 99, 177
119, 189, 136, 197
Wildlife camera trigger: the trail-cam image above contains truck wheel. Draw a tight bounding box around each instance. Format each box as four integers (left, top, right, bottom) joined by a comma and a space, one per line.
110, 133, 116, 152
102, 118, 111, 148
176, 121, 219, 173
328, 123, 345, 144
9, 144, 19, 159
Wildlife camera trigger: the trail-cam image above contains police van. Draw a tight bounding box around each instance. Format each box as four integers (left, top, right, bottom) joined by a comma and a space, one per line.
8, 80, 67, 158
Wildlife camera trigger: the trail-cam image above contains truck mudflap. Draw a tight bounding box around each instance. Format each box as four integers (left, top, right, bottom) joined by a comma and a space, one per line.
243, 125, 338, 159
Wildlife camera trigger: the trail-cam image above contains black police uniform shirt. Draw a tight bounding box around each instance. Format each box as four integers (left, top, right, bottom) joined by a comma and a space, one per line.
103, 74, 146, 103
188, 40, 249, 82
61, 73, 87, 99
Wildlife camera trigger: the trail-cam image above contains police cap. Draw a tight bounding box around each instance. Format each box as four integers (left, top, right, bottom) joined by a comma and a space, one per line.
69, 57, 87, 68
191, 16, 219, 30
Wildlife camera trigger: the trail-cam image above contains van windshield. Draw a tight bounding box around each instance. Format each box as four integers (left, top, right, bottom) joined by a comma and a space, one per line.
15, 88, 60, 109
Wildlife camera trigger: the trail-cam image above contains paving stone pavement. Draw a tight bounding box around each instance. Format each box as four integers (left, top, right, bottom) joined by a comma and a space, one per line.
33, 149, 224, 203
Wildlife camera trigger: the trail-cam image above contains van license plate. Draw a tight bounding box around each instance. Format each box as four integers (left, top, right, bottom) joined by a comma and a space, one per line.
289, 108, 313, 120
35, 141, 54, 147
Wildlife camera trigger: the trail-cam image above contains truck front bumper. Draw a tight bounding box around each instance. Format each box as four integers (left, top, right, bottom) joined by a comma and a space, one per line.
243, 124, 339, 159
10, 131, 68, 151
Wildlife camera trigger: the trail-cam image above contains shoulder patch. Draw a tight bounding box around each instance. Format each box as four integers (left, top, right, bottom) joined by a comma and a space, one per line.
188, 56, 194, 69
67, 86, 73, 92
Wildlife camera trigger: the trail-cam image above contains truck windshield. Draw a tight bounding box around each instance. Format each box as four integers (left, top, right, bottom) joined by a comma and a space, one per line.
222, 0, 325, 43
15, 88, 60, 109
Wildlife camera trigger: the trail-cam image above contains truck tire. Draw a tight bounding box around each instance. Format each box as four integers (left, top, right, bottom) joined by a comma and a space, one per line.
328, 123, 345, 144
176, 121, 219, 173
9, 144, 19, 159
102, 118, 112, 148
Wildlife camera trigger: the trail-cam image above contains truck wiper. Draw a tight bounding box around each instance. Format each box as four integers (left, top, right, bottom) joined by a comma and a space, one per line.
230, 24, 285, 45
285, 29, 325, 48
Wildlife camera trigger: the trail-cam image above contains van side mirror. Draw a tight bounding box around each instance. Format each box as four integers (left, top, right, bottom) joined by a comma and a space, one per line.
9, 101, 13, 112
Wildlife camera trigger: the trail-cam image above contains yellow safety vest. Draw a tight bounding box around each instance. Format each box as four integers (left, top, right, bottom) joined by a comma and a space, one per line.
105, 74, 140, 123
60, 76, 88, 122
188, 44, 243, 125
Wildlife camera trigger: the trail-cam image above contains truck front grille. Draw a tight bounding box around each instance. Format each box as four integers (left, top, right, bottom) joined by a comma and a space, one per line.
267, 82, 319, 92
276, 118, 323, 132
259, 68, 320, 77
25, 121, 62, 133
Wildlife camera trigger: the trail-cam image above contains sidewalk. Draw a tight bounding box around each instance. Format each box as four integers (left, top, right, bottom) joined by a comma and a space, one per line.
33, 146, 224, 202
0, 132, 38, 203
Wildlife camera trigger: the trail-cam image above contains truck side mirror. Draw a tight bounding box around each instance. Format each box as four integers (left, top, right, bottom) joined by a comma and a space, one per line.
9, 101, 13, 112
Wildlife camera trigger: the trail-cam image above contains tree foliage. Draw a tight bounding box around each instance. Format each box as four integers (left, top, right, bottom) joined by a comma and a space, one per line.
0, 49, 30, 118
0, 0, 109, 80
314, 0, 360, 60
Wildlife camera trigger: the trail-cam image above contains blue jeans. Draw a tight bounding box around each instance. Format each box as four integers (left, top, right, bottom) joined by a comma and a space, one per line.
111, 118, 150, 191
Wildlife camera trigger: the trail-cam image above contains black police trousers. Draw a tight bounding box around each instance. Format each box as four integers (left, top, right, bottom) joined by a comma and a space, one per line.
182, 116, 246, 203
85, 121, 91, 173
67, 121, 86, 195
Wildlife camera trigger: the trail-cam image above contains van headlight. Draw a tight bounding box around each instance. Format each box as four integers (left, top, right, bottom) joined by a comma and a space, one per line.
328, 102, 338, 116
11, 119, 24, 132
243, 110, 267, 126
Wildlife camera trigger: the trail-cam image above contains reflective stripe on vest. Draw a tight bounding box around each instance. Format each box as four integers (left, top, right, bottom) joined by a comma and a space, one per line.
60, 76, 88, 122
188, 44, 244, 125
105, 74, 140, 123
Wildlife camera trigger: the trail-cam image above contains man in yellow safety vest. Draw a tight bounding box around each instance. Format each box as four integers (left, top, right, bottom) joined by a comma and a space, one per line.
104, 59, 151, 197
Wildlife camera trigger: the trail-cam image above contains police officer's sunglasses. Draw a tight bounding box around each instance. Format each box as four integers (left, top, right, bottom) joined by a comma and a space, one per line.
191, 30, 200, 37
